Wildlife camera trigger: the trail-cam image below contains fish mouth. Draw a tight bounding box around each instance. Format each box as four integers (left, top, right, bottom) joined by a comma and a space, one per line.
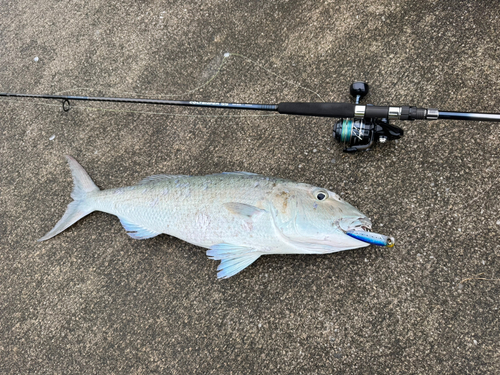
339, 217, 372, 232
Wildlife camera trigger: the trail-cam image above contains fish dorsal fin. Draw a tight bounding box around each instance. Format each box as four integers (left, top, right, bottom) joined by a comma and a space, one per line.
206, 171, 262, 179
206, 243, 261, 279
223, 202, 266, 219
119, 217, 161, 240
138, 172, 260, 185
137, 174, 188, 185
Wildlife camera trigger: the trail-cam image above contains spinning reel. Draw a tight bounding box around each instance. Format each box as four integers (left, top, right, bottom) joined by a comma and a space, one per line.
333, 82, 404, 153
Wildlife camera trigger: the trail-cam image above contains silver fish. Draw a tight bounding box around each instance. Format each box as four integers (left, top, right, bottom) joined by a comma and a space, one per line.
39, 156, 394, 278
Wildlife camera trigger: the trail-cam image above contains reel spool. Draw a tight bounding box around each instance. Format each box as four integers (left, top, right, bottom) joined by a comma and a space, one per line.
333, 82, 404, 152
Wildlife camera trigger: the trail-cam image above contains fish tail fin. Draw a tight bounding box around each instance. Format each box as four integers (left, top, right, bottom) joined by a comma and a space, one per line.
38, 155, 100, 241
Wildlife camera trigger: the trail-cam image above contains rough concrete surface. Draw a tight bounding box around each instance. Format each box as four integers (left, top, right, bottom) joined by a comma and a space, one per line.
1, 0, 499, 373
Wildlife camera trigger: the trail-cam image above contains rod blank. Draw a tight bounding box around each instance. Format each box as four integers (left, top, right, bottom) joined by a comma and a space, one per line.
1, 92, 500, 122
438, 111, 500, 122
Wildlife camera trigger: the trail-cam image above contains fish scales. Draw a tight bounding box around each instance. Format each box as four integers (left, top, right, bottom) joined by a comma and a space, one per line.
91, 173, 280, 247
39, 156, 394, 279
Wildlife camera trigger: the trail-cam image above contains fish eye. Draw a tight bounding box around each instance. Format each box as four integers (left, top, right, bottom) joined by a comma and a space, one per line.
315, 191, 328, 201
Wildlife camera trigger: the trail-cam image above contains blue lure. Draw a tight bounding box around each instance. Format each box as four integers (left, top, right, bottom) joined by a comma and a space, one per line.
346, 230, 395, 247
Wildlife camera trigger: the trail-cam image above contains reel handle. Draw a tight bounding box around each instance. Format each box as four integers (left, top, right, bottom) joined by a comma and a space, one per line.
350, 81, 369, 104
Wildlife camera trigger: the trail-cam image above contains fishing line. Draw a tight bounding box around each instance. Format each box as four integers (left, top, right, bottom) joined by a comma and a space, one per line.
226, 53, 325, 102
1, 52, 323, 119
0, 98, 282, 118
55, 52, 324, 104
53, 53, 229, 99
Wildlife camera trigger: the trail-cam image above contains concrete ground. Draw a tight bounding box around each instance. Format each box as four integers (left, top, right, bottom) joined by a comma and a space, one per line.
1, 0, 499, 373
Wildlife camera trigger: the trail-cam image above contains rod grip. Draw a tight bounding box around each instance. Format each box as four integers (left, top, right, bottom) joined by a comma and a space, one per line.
277, 102, 355, 118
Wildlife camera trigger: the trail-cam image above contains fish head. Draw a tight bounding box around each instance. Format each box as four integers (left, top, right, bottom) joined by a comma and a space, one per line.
270, 182, 372, 252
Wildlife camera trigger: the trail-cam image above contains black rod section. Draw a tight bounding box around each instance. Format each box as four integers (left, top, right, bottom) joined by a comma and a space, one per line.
277, 102, 355, 117
3, 92, 500, 122
438, 111, 500, 122
0, 92, 278, 111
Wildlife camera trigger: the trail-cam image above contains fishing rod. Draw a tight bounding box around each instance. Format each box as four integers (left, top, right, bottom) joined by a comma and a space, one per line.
2, 81, 500, 152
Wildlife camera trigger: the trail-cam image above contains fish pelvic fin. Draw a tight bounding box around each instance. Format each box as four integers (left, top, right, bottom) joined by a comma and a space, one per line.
207, 243, 261, 279
38, 156, 100, 241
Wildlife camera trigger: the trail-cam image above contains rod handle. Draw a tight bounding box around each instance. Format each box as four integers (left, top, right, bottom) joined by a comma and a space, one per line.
277, 102, 355, 118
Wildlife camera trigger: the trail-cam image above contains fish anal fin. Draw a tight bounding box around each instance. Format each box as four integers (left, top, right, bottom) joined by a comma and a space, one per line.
207, 243, 261, 279
119, 217, 161, 240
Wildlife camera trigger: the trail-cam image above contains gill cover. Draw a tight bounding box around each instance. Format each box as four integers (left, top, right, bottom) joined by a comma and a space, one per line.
268, 183, 370, 253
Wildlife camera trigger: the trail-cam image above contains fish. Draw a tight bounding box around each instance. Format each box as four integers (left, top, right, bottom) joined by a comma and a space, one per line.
39, 156, 395, 279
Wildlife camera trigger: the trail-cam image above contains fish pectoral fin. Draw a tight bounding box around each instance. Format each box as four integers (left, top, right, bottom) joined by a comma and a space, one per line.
207, 243, 261, 279
119, 217, 161, 240
223, 202, 266, 219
